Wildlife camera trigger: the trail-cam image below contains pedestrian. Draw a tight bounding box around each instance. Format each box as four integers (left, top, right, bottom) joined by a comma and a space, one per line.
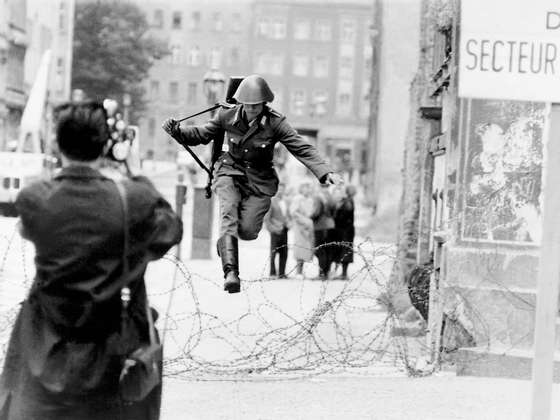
289, 181, 315, 279
264, 182, 290, 278
311, 183, 336, 280
162, 74, 343, 293
332, 185, 357, 280
0, 102, 183, 420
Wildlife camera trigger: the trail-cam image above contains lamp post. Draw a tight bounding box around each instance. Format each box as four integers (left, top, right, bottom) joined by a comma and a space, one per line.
202, 68, 225, 116
187, 68, 225, 260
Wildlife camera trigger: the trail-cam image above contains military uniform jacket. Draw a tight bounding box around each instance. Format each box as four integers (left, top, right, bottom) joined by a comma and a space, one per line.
176, 105, 332, 197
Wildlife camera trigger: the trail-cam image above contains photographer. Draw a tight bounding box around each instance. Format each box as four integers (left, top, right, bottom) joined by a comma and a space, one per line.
0, 102, 182, 420
163, 74, 343, 293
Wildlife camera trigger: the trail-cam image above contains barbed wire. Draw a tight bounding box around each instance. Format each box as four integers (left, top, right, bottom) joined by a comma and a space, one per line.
0, 224, 507, 382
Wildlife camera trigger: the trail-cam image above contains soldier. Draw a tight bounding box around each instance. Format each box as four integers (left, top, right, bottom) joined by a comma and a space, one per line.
163, 75, 343, 293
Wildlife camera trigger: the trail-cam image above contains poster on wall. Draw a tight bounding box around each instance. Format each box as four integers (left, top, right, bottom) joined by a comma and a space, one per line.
461, 99, 546, 244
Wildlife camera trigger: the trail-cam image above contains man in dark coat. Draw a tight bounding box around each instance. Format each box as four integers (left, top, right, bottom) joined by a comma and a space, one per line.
332, 185, 356, 280
163, 75, 342, 293
311, 184, 336, 280
0, 102, 182, 420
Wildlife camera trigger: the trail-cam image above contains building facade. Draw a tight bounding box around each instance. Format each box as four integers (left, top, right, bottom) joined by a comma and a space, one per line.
130, 0, 253, 161
134, 0, 373, 181
395, 0, 547, 375
0, 0, 27, 151
248, 0, 372, 185
0, 0, 74, 152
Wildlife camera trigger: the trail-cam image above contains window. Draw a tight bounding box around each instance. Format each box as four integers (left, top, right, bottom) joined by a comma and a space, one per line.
272, 19, 286, 39
55, 57, 64, 95
311, 90, 328, 117
169, 82, 179, 103
254, 53, 284, 75
270, 54, 284, 75
150, 80, 160, 100
170, 44, 181, 64
58, 2, 66, 32
254, 53, 267, 73
364, 43, 373, 74
336, 82, 352, 116
257, 18, 270, 37
189, 11, 201, 30
339, 56, 354, 80
292, 54, 309, 76
360, 82, 370, 118
337, 93, 351, 115
213, 13, 223, 31
294, 20, 310, 40
341, 19, 356, 43
290, 89, 306, 116
229, 47, 240, 67
315, 20, 331, 41
187, 46, 201, 66
187, 82, 197, 105
208, 47, 222, 69
313, 56, 329, 78
232, 13, 242, 32
153, 9, 163, 28
172, 11, 182, 29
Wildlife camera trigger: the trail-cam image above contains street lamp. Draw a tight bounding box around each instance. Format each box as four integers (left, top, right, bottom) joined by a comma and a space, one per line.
187, 68, 225, 260
202, 68, 225, 114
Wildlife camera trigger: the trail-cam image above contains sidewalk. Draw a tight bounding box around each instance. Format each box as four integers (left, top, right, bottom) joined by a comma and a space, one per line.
160, 372, 553, 420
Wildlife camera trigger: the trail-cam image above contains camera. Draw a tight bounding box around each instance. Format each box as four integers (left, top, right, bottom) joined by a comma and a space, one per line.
103, 99, 136, 162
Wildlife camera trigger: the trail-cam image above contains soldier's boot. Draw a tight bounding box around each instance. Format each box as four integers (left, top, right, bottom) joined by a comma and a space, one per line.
217, 235, 241, 294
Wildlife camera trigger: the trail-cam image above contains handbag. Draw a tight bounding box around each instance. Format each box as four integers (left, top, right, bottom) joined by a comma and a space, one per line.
114, 179, 163, 402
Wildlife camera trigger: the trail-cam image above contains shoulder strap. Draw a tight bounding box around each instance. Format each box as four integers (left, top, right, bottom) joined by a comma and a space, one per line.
115, 179, 157, 345
115, 180, 129, 274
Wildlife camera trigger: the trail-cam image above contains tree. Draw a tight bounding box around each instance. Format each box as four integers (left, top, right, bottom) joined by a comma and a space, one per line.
71, 1, 168, 123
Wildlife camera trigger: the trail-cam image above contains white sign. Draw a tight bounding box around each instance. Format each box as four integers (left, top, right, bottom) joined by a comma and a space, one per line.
459, 0, 560, 102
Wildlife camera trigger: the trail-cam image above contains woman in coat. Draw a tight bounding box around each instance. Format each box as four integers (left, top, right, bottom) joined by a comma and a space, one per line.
289, 182, 315, 278
332, 185, 356, 280
0, 102, 183, 420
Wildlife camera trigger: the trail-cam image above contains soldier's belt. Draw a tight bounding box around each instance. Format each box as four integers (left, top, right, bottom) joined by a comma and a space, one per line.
223, 154, 273, 171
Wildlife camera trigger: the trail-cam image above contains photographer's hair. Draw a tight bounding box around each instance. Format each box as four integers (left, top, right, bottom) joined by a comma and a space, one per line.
54, 102, 109, 161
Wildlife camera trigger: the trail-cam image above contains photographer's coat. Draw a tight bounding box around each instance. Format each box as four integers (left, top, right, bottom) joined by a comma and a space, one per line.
0, 166, 182, 420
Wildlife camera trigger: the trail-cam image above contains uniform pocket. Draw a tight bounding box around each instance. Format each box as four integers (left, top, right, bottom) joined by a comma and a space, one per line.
253, 139, 274, 161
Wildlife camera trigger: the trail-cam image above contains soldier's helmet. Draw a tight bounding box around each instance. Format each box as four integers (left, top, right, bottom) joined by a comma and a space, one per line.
233, 75, 274, 104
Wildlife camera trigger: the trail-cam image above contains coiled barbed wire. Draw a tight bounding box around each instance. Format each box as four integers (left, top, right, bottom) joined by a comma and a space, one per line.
0, 226, 482, 381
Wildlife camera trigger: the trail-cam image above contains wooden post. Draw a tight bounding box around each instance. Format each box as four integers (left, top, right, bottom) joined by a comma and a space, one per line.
531, 103, 560, 420
175, 172, 187, 261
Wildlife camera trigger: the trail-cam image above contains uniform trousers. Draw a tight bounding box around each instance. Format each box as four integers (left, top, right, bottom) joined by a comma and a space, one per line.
214, 175, 271, 240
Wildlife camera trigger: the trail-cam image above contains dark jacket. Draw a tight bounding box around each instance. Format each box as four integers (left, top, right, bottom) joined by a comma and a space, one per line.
0, 165, 182, 420
176, 104, 332, 197
311, 192, 335, 231
333, 197, 355, 264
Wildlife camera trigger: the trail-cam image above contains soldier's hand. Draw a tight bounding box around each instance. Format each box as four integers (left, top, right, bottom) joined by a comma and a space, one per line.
324, 172, 344, 186
162, 118, 180, 138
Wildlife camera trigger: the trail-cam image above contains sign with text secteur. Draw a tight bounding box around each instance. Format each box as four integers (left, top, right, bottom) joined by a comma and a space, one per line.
459, 0, 560, 102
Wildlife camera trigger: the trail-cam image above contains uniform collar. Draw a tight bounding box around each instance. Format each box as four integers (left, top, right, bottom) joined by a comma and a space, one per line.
234, 105, 268, 129
54, 165, 107, 180
233, 106, 244, 127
